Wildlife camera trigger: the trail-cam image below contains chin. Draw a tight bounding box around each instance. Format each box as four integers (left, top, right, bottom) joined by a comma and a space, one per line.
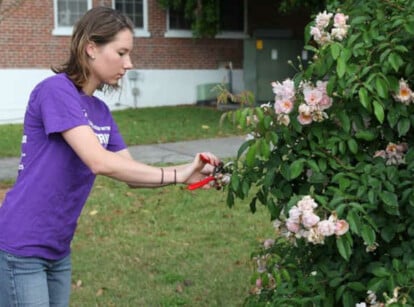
102, 82, 121, 91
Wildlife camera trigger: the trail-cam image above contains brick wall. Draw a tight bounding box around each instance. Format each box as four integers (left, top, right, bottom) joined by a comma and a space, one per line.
0, 0, 67, 68
0, 0, 243, 69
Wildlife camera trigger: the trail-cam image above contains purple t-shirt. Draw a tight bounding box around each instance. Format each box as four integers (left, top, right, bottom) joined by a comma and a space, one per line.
0, 73, 127, 260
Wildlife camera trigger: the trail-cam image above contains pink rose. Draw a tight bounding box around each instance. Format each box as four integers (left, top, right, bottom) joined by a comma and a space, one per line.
317, 220, 336, 236
263, 239, 275, 249
301, 212, 320, 228
298, 113, 313, 125
297, 195, 318, 211
335, 220, 349, 236
334, 13, 348, 27
288, 206, 301, 222
275, 98, 294, 114
303, 88, 323, 106
286, 219, 300, 233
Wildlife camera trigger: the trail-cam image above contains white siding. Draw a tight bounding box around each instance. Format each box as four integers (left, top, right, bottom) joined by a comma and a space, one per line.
0, 68, 244, 124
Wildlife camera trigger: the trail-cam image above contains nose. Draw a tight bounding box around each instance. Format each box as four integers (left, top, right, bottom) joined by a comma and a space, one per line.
124, 55, 133, 70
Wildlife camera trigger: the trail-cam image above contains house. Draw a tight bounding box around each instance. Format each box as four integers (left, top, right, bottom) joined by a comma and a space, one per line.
0, 0, 310, 123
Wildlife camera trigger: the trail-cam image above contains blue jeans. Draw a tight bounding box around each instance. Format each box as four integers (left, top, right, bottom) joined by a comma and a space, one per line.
0, 250, 71, 307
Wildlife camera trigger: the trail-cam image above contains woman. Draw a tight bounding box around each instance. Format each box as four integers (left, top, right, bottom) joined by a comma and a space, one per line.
0, 6, 220, 306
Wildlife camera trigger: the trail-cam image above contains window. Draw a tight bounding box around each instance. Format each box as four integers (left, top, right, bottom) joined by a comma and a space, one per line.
53, 0, 149, 37
219, 0, 244, 32
114, 0, 150, 37
168, 7, 192, 31
53, 0, 92, 35
165, 0, 247, 38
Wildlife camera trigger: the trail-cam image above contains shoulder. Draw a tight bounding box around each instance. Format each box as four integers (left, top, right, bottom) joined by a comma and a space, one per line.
36, 73, 76, 92
30, 73, 80, 103
90, 95, 111, 112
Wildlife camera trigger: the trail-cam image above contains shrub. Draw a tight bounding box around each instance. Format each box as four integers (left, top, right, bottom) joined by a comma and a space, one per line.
223, 0, 414, 305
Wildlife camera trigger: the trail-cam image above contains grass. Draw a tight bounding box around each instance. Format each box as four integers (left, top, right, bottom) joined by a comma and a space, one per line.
69, 177, 271, 306
0, 105, 273, 305
0, 124, 23, 157
0, 105, 241, 158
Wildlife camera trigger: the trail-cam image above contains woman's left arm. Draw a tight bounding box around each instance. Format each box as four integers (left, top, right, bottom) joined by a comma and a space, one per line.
115, 149, 216, 188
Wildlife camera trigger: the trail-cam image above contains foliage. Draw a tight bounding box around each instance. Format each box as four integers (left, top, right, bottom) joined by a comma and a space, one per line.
156, 0, 333, 38
278, 0, 330, 14
222, 0, 414, 305
157, 0, 219, 37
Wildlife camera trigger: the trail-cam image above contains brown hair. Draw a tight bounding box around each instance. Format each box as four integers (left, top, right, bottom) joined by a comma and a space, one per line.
52, 6, 134, 90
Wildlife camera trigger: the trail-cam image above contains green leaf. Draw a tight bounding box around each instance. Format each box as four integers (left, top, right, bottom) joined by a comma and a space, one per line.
306, 159, 320, 172
237, 140, 253, 158
331, 42, 341, 59
367, 277, 386, 292
387, 108, 400, 128
226, 190, 235, 207
341, 47, 352, 62
355, 130, 378, 141
338, 141, 346, 155
388, 52, 404, 72
375, 76, 388, 98
347, 138, 358, 154
347, 209, 362, 235
380, 191, 399, 215
289, 159, 305, 180
397, 117, 410, 136
230, 173, 240, 192
347, 282, 366, 291
373, 100, 384, 123
404, 21, 414, 34
337, 57, 346, 78
336, 234, 352, 261
245, 142, 257, 167
381, 224, 396, 242
329, 277, 343, 287
371, 266, 390, 278
336, 111, 351, 133
254, 107, 264, 121
358, 87, 370, 110
259, 139, 271, 159
361, 224, 376, 246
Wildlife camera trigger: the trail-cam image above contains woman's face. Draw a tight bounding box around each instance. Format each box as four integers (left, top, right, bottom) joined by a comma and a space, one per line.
86, 28, 134, 91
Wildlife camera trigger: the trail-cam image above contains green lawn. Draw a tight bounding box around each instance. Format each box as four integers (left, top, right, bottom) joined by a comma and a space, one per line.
70, 177, 271, 306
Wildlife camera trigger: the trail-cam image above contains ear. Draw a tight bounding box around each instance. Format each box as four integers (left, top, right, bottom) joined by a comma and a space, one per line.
85, 41, 97, 59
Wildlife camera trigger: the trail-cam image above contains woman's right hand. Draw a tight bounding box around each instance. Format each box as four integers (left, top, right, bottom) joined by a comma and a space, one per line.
181, 152, 220, 187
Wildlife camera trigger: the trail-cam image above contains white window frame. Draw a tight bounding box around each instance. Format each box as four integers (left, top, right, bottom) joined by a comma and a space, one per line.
164, 0, 248, 39
52, 0, 92, 36
112, 0, 150, 37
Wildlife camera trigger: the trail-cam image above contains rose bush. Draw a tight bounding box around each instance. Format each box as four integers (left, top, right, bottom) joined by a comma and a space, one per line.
222, 0, 414, 305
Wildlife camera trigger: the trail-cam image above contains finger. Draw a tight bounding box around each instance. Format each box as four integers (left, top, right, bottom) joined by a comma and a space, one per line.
199, 152, 220, 166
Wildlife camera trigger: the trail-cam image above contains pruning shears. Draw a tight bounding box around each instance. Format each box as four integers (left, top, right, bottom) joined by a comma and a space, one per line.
187, 154, 233, 191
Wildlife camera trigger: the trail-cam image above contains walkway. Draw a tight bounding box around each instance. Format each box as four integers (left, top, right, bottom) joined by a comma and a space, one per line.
0, 136, 246, 181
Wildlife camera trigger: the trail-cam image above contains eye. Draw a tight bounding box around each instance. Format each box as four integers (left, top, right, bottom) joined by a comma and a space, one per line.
117, 48, 130, 57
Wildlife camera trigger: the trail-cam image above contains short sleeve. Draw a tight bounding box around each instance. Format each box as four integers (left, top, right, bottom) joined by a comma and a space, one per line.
107, 119, 127, 152
37, 75, 88, 135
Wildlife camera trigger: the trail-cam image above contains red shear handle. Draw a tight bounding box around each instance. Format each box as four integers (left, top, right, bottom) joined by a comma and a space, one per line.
200, 153, 210, 163
187, 176, 215, 190
187, 153, 216, 190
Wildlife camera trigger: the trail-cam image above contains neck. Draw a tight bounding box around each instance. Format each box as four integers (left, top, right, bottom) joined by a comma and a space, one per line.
82, 83, 97, 96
